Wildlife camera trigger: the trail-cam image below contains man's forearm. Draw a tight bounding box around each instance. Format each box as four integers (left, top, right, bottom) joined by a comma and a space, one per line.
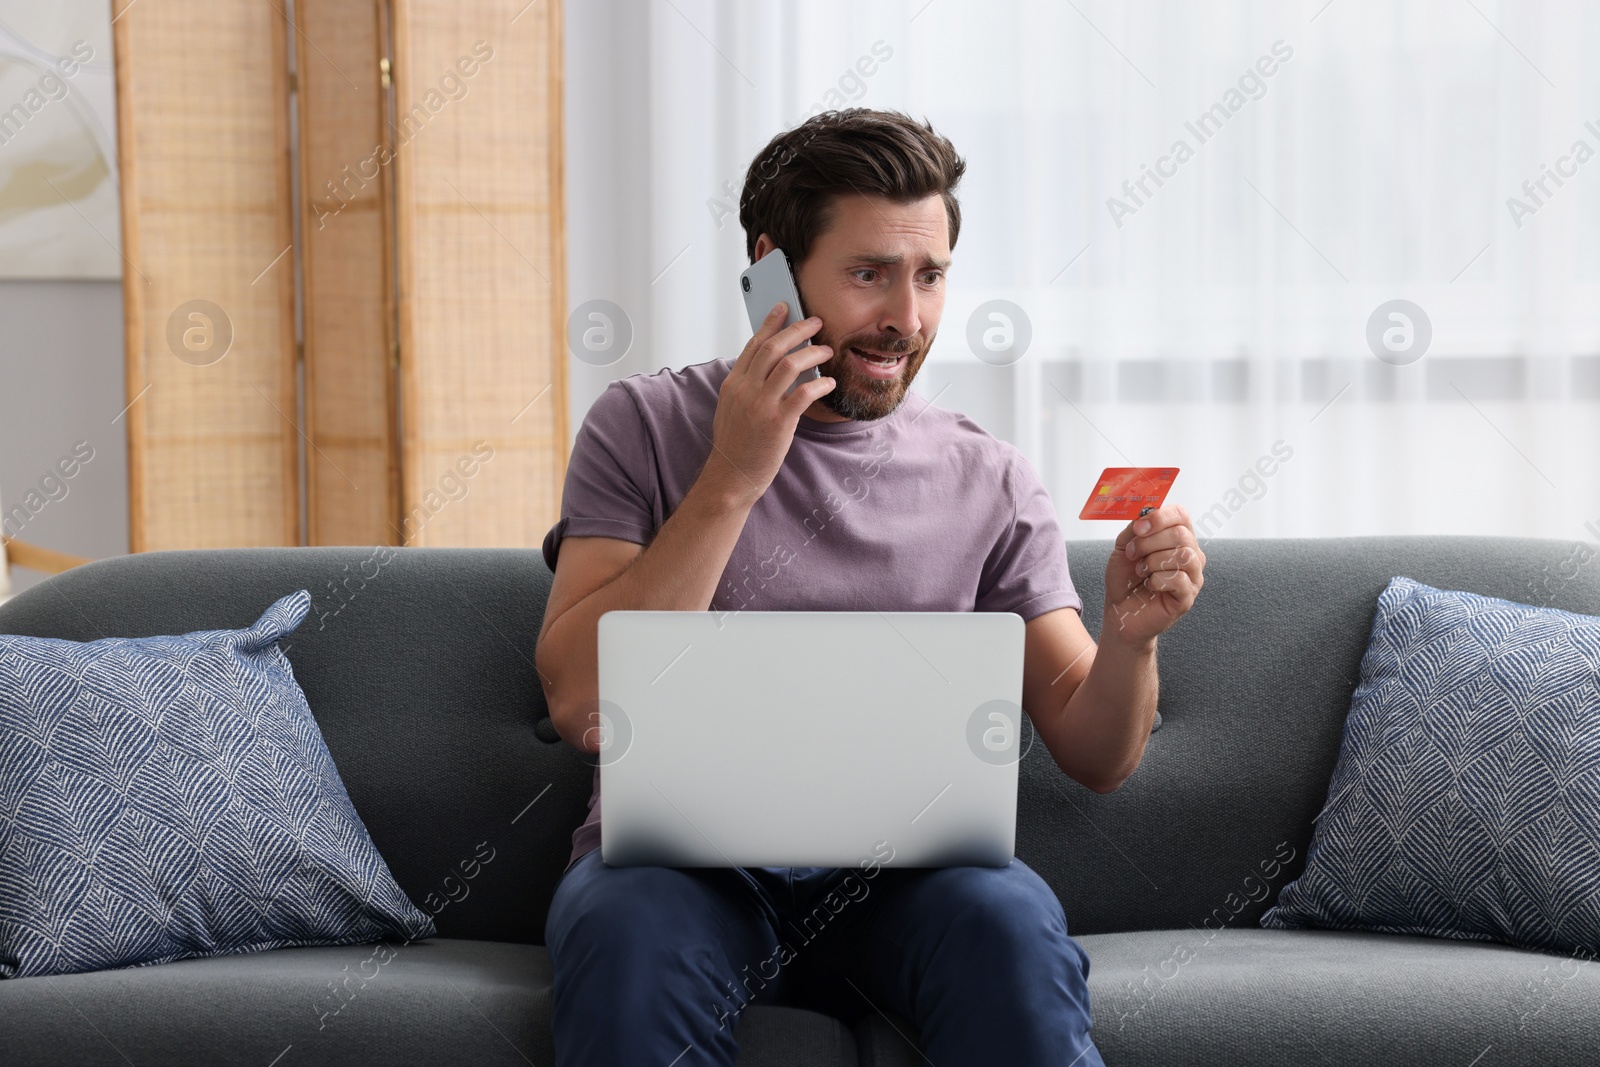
538, 469, 755, 748
1057, 631, 1159, 792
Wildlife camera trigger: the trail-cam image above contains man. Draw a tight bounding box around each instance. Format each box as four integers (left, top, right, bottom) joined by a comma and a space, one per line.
535, 108, 1206, 1066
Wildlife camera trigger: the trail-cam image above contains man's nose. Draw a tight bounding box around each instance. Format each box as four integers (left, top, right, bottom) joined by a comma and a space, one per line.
877, 278, 921, 340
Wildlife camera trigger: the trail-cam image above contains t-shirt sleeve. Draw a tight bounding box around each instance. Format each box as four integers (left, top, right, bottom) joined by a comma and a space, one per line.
541, 381, 658, 571
974, 449, 1083, 620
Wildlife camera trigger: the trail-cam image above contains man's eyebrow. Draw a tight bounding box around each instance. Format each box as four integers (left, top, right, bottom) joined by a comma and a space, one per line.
847, 252, 952, 271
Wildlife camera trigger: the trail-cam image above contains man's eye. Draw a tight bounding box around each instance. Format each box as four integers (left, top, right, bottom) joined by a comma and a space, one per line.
920, 272, 943, 285
854, 270, 878, 282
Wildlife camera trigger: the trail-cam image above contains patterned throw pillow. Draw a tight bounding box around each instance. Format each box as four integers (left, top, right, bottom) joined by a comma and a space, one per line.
1262, 577, 1600, 958
0, 591, 433, 978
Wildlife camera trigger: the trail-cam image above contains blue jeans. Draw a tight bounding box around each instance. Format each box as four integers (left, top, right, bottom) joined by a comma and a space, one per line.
545, 849, 1105, 1066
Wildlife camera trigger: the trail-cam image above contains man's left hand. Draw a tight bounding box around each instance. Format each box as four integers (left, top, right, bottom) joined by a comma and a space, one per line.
1104, 504, 1205, 646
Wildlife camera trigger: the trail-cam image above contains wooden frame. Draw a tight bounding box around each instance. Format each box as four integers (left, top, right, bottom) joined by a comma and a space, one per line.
2, 538, 92, 576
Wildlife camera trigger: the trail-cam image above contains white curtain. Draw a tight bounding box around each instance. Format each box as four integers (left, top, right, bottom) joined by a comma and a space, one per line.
565, 0, 1600, 546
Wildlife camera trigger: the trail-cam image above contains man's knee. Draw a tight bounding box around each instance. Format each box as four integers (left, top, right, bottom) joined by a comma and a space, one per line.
548, 859, 733, 960
892, 862, 1098, 1062
915, 863, 1082, 972
545, 859, 755, 1064
932, 862, 1066, 923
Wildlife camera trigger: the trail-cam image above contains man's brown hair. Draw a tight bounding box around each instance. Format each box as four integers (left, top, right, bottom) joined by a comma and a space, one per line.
738, 108, 967, 266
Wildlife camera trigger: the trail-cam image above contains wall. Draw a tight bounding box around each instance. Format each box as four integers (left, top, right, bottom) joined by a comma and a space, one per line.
0, 278, 128, 594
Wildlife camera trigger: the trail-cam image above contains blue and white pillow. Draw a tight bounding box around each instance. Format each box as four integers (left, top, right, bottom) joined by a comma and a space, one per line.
1262, 577, 1600, 958
0, 592, 434, 979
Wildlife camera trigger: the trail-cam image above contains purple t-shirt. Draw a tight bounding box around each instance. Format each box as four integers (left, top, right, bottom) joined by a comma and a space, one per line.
542, 359, 1082, 869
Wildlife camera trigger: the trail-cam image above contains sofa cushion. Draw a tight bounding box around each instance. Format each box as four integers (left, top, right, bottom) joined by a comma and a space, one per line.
849, 928, 1600, 1067
1262, 578, 1600, 957
1080, 927, 1600, 1067
0, 548, 595, 948
852, 1011, 924, 1067
0, 591, 433, 978
0, 939, 859, 1066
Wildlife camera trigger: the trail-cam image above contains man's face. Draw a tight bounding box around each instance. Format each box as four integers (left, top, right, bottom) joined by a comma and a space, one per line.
755, 193, 950, 422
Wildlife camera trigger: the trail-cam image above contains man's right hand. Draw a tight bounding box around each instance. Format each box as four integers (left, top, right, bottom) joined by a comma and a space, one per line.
537, 303, 832, 748
703, 302, 836, 506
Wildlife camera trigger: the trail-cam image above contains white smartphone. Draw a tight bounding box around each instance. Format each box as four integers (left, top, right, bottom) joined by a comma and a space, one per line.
739, 249, 822, 395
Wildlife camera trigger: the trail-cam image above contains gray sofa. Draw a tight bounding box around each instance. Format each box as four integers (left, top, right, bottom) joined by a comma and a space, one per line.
2, 537, 1597, 1065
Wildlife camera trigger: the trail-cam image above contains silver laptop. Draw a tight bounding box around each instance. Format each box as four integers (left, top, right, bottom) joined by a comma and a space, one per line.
597, 610, 1027, 868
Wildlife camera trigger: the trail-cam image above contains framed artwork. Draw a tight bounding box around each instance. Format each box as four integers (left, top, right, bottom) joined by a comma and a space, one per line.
0, 5, 118, 279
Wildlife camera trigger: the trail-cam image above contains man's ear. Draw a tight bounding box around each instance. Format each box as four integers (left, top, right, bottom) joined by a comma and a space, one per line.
752, 233, 777, 262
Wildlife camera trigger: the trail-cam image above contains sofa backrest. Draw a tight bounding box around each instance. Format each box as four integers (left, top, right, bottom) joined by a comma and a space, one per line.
1049, 533, 1600, 936
2, 536, 1596, 942
0, 548, 586, 947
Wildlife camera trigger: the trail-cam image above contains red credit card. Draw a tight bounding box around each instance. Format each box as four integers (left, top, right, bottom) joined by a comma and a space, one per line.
1079, 467, 1179, 520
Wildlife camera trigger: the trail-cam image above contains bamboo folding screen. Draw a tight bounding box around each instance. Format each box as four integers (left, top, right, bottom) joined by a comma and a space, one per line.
112, 0, 567, 551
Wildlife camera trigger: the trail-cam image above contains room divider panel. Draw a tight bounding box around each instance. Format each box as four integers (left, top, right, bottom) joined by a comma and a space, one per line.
113, 0, 567, 551
113, 0, 300, 551
297, 0, 398, 548
392, 0, 568, 548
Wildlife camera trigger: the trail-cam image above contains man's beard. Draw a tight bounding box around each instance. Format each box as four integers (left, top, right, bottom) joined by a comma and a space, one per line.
810, 324, 929, 421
